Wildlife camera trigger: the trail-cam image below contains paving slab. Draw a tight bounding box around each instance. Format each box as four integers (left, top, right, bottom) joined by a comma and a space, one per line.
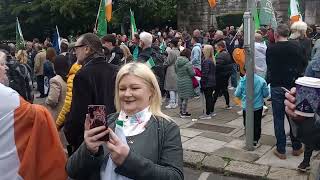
259, 134, 276, 146
202, 155, 227, 171
181, 136, 190, 143
262, 114, 273, 125
255, 147, 304, 170
267, 167, 308, 180
212, 147, 260, 162
309, 160, 320, 180
225, 161, 269, 178
183, 167, 202, 180
188, 123, 236, 134
226, 117, 243, 127
183, 150, 206, 166
183, 136, 227, 153
172, 117, 191, 127
261, 121, 275, 136
224, 139, 272, 157
199, 131, 233, 143
230, 129, 244, 138
180, 128, 202, 138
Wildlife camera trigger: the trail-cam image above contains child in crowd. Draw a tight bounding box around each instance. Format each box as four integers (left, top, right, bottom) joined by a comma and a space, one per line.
175, 49, 195, 118
234, 68, 269, 146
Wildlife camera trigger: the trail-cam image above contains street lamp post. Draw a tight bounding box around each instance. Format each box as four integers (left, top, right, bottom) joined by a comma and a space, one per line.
244, 0, 255, 151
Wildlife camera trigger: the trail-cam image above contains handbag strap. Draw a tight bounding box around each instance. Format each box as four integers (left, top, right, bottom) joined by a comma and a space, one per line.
154, 115, 164, 164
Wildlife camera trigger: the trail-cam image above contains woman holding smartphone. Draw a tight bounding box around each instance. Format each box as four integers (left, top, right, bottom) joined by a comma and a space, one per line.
66, 63, 184, 180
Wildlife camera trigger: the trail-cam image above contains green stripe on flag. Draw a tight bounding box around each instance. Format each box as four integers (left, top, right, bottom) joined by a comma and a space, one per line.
16, 17, 25, 50
133, 46, 139, 61
146, 57, 155, 68
130, 9, 137, 40
97, 0, 107, 38
253, 3, 260, 30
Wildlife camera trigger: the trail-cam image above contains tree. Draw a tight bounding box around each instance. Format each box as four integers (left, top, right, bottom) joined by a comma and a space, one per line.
0, 0, 177, 41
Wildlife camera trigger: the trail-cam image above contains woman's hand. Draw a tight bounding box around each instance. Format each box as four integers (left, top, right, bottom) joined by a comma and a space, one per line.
106, 128, 130, 166
84, 116, 109, 155
284, 87, 305, 121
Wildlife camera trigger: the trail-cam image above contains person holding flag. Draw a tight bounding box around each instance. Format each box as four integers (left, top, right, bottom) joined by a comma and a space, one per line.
128, 9, 139, 61
137, 32, 154, 65
129, 34, 140, 61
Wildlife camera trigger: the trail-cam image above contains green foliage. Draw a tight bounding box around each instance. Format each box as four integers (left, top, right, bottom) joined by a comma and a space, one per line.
0, 0, 177, 41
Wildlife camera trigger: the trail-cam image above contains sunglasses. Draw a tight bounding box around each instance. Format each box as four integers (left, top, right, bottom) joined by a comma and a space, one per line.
73, 44, 87, 49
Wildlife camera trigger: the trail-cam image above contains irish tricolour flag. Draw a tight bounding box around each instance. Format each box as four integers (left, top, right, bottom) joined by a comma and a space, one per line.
0, 84, 67, 180
106, 0, 112, 22
289, 0, 302, 22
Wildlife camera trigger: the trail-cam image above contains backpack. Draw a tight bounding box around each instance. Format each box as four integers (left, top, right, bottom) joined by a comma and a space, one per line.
150, 49, 166, 91
7, 59, 34, 103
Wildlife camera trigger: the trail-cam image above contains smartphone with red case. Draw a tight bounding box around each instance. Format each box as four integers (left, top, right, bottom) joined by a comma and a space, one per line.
87, 105, 109, 141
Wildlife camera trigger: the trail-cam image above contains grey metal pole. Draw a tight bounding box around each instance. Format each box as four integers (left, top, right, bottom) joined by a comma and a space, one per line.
244, 0, 255, 151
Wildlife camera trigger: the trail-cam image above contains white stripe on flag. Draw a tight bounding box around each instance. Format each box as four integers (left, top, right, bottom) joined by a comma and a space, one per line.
0, 84, 21, 180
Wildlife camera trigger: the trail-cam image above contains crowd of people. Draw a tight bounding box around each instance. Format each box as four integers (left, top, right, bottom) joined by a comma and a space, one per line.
1, 20, 320, 179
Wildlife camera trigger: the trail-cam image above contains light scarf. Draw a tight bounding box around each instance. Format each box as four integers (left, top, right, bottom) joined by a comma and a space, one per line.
101, 107, 151, 180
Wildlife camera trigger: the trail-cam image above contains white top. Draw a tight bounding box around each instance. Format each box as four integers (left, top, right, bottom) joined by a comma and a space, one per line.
296, 77, 320, 88
117, 107, 152, 137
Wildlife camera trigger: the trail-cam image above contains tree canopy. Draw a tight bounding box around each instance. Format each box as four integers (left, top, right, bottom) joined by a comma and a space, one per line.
0, 0, 177, 41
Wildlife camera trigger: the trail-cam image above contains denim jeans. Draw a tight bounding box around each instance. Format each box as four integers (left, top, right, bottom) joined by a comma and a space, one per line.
231, 63, 238, 88
271, 87, 302, 154
169, 91, 178, 104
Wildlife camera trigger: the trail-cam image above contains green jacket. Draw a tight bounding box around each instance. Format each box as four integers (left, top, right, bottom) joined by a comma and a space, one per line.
175, 56, 195, 99
66, 113, 184, 180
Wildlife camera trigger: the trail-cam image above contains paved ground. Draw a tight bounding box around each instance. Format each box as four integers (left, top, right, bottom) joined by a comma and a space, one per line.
161, 90, 320, 180
184, 167, 251, 180
34, 89, 320, 180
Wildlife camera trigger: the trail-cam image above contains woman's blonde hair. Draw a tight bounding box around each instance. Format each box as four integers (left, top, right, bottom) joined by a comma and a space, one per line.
120, 44, 132, 59
203, 44, 215, 64
290, 21, 308, 39
115, 62, 171, 120
16, 50, 28, 64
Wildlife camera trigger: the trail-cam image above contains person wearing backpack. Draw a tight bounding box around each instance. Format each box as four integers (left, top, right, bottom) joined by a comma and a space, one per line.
15, 49, 34, 103
0, 44, 34, 103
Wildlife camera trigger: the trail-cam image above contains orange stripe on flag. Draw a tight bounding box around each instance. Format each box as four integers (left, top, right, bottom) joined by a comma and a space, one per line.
291, 15, 300, 23
106, 0, 112, 22
14, 97, 67, 180
208, 0, 216, 8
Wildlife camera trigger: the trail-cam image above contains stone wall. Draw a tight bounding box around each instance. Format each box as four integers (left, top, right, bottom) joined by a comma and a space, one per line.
304, 0, 320, 25
177, 0, 320, 31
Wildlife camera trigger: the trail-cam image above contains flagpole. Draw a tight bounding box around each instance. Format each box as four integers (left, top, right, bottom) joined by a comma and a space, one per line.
229, 24, 243, 45
94, 0, 103, 32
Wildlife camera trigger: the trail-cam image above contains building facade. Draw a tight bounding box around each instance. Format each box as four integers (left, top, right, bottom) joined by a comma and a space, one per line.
177, 0, 320, 31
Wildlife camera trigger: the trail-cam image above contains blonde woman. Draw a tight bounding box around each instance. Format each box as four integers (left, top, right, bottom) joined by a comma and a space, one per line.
119, 44, 133, 64
199, 45, 216, 119
16, 49, 32, 78
66, 63, 183, 180
290, 21, 312, 62
16, 49, 28, 64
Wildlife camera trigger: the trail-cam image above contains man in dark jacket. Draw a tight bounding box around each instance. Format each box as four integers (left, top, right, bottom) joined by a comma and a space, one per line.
137, 32, 154, 62
266, 24, 304, 160
64, 33, 118, 151
102, 34, 124, 66
137, 32, 166, 93
213, 40, 233, 110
